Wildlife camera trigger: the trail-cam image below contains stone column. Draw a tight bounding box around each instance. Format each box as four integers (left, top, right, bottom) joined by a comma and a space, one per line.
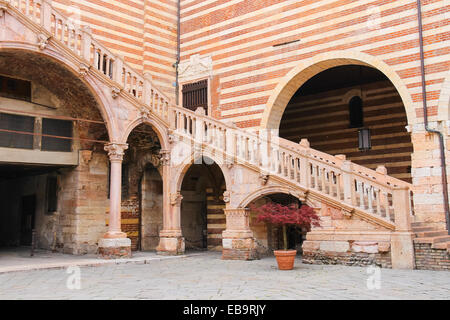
222, 208, 258, 260
391, 186, 416, 269
98, 142, 131, 259
157, 151, 185, 255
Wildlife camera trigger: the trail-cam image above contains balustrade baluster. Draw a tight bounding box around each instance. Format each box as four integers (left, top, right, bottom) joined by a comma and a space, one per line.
376, 189, 381, 216
367, 186, 374, 213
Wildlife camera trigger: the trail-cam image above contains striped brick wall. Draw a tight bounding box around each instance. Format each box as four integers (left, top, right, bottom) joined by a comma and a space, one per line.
52, 0, 177, 99
280, 80, 413, 182
143, 0, 178, 98
206, 187, 226, 251
180, 0, 450, 128
52, 0, 145, 71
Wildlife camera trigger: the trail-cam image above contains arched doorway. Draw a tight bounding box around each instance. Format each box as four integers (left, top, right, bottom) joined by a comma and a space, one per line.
180, 157, 226, 251
278, 65, 413, 183
0, 50, 110, 254
139, 163, 163, 251
123, 123, 163, 252
247, 193, 304, 257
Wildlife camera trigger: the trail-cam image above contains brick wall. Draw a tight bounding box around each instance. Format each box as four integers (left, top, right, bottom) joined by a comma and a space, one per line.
180, 0, 449, 128
414, 243, 450, 271
302, 251, 392, 268
52, 0, 177, 99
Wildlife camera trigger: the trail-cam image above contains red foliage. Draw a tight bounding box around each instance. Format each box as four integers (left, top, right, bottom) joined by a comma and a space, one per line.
251, 202, 320, 232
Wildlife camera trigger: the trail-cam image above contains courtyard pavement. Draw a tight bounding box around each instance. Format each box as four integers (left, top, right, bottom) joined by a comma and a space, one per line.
0, 251, 449, 300
0, 247, 197, 273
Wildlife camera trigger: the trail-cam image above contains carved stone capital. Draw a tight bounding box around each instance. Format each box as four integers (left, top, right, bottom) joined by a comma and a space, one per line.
79, 63, 90, 77
80, 150, 93, 165
259, 173, 269, 185
37, 34, 50, 50
295, 190, 307, 202
104, 143, 128, 162
170, 192, 183, 206
223, 208, 251, 233
225, 158, 234, 169
342, 208, 353, 219
140, 107, 151, 121
111, 87, 121, 99
168, 133, 176, 144
224, 208, 250, 218
159, 149, 171, 166
223, 190, 230, 203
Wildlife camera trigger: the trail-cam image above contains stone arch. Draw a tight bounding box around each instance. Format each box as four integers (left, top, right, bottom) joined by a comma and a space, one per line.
237, 185, 302, 209
121, 116, 170, 151
0, 46, 118, 141
172, 151, 230, 195
260, 51, 416, 130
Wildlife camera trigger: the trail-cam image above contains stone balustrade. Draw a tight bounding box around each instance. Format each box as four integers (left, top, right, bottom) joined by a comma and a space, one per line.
169, 105, 413, 233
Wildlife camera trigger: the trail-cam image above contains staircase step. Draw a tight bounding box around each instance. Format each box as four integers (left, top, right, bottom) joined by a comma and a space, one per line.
415, 230, 448, 238
412, 227, 436, 233
432, 242, 450, 250
414, 235, 450, 244
411, 222, 430, 228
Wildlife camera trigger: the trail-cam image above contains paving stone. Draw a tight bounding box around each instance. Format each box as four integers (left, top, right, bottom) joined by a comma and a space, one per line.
0, 252, 449, 299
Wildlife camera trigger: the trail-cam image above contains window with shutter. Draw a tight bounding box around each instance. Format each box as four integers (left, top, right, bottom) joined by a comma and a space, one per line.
182, 80, 208, 114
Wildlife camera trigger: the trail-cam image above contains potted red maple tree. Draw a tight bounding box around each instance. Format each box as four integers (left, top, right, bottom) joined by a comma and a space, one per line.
252, 201, 320, 270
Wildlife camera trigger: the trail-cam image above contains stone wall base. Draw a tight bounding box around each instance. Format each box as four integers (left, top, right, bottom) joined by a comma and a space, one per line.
157, 237, 185, 255
222, 248, 259, 260
98, 238, 132, 259
414, 243, 450, 271
221, 237, 259, 260
302, 251, 392, 268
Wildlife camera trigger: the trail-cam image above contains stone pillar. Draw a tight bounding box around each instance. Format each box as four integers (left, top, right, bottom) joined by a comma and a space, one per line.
391, 186, 416, 269
222, 208, 258, 260
98, 143, 131, 259
157, 151, 185, 255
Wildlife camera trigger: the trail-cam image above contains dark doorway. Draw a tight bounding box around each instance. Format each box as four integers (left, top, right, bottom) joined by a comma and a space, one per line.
20, 194, 36, 246
180, 158, 226, 251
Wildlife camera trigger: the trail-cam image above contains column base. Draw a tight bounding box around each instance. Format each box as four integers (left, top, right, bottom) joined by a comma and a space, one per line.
102, 231, 128, 239
157, 236, 185, 255
391, 232, 416, 269
221, 237, 258, 260
98, 238, 131, 259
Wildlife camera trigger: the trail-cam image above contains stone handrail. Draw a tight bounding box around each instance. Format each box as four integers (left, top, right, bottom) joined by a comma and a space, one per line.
6, 0, 171, 122
170, 106, 413, 230
5, 0, 413, 231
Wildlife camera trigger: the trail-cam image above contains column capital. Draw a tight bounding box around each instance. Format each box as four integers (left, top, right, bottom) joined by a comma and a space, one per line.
224, 208, 250, 218
159, 149, 171, 166
104, 142, 128, 161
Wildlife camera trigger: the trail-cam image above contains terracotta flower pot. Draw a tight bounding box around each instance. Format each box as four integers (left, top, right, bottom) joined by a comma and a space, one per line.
274, 250, 297, 270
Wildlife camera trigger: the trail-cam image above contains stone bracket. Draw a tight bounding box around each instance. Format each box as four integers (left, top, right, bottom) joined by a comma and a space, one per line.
37, 33, 50, 50
111, 87, 121, 99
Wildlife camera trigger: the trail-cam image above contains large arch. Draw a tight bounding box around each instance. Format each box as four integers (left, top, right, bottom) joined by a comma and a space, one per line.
260, 51, 416, 130
0, 47, 116, 254
0, 46, 118, 141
